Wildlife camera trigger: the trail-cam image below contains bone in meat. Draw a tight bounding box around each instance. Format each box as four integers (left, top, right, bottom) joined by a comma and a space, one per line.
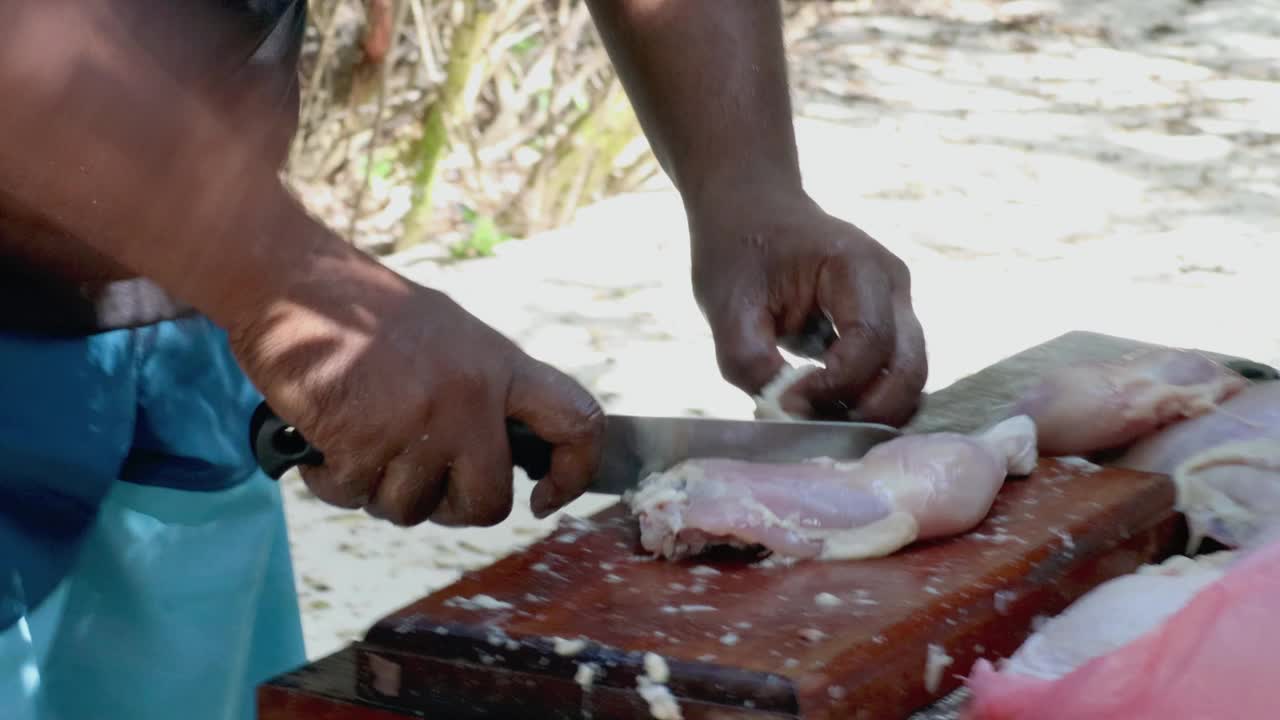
627, 415, 1037, 561
1118, 382, 1280, 550
962, 537, 1280, 720
1010, 347, 1247, 456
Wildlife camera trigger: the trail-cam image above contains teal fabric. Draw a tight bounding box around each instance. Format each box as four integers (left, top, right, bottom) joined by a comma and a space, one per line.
0, 316, 305, 720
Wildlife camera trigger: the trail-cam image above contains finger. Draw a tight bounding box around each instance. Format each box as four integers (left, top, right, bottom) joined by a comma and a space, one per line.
852, 297, 928, 426
708, 303, 787, 395
506, 360, 605, 519
366, 433, 451, 526
428, 414, 515, 528
298, 449, 382, 510
778, 311, 838, 361
786, 259, 896, 414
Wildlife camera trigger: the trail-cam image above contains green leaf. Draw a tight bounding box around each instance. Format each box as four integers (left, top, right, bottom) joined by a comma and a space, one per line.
512, 36, 540, 55
448, 212, 512, 259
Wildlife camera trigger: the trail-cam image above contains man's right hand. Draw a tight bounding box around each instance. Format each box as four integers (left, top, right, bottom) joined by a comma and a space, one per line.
227, 260, 605, 527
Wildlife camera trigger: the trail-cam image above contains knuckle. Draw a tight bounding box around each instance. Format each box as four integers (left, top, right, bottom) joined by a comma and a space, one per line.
575, 401, 607, 441
529, 362, 607, 442
901, 362, 928, 393
446, 364, 495, 404
840, 320, 895, 354
715, 342, 778, 392
885, 254, 911, 284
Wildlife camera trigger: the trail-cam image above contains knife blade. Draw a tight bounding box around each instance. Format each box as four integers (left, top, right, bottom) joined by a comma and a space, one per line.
248, 402, 901, 495
588, 413, 900, 495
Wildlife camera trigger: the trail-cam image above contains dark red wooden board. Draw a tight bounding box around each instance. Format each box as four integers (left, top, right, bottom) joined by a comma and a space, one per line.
348, 459, 1181, 719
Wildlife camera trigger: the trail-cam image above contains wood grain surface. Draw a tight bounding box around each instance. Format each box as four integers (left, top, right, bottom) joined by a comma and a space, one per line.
351, 460, 1180, 719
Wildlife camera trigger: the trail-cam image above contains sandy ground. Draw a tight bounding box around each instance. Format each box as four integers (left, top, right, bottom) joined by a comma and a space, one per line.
284, 0, 1280, 660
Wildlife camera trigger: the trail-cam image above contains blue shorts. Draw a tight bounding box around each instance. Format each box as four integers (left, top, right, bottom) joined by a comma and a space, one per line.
0, 316, 305, 720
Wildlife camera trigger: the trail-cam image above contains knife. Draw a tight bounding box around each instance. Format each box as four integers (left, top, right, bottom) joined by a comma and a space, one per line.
248, 402, 901, 495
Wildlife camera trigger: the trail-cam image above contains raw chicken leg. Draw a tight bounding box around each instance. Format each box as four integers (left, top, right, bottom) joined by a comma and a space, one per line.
1011, 348, 1247, 456
963, 537, 1280, 720
1118, 382, 1280, 550
627, 415, 1038, 561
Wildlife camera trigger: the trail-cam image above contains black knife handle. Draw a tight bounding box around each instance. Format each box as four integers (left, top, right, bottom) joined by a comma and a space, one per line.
248, 401, 554, 481
1224, 359, 1279, 382
250, 402, 325, 479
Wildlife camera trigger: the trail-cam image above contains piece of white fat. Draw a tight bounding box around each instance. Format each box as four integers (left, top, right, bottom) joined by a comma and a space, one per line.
753, 364, 819, 420
1057, 456, 1102, 473
924, 643, 954, 694
689, 566, 721, 577
443, 594, 514, 611
798, 628, 828, 643
660, 604, 716, 614
644, 652, 670, 684
719, 632, 740, 646
575, 662, 599, 689
815, 592, 842, 607
994, 590, 1016, 616
553, 637, 588, 656
817, 510, 920, 561
637, 677, 683, 720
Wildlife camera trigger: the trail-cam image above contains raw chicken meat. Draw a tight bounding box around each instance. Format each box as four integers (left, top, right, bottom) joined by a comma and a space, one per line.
1010, 348, 1247, 456
993, 552, 1233, 681
1118, 381, 1280, 474
1118, 382, 1280, 550
1169, 441, 1280, 551
627, 415, 1038, 561
963, 537, 1280, 720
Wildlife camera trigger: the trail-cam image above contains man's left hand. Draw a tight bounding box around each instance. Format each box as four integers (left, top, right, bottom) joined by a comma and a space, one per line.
689, 189, 927, 427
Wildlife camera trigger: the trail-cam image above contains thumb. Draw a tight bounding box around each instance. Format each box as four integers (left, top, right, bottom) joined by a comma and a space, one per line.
506, 359, 606, 518
708, 304, 786, 395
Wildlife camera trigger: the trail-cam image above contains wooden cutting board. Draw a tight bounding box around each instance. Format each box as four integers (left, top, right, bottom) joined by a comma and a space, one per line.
258, 331, 1272, 720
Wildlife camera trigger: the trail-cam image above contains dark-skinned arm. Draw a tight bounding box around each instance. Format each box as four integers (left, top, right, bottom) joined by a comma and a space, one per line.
0, 0, 390, 331
585, 0, 928, 425
583, 0, 802, 211
0, 0, 605, 525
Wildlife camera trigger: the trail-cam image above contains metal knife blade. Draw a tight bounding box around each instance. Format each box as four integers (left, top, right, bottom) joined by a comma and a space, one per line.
248, 403, 900, 494
588, 414, 901, 496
